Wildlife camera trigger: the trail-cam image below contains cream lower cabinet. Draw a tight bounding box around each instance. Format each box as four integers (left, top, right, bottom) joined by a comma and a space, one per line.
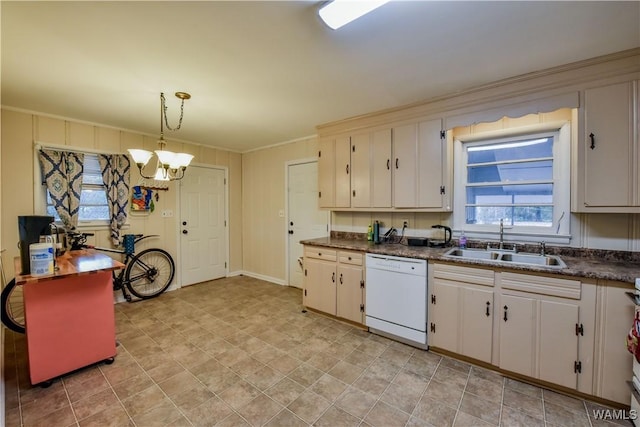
592, 280, 635, 404
498, 272, 586, 390
429, 263, 495, 364
303, 246, 364, 324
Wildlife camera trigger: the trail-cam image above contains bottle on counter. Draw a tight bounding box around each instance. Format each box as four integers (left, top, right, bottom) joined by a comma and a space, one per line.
459, 231, 467, 249
373, 221, 380, 244
367, 224, 373, 241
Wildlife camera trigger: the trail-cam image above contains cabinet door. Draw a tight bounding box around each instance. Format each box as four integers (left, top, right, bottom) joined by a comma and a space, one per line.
595, 283, 635, 404
499, 294, 536, 377
304, 258, 336, 315
318, 138, 335, 208
429, 280, 460, 353
460, 287, 494, 363
584, 82, 634, 207
392, 124, 418, 207
350, 133, 371, 208
337, 264, 363, 323
538, 300, 579, 389
417, 119, 445, 208
371, 129, 392, 208
335, 137, 352, 208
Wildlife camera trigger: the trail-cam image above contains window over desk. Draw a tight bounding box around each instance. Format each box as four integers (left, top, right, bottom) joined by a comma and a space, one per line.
45, 154, 110, 224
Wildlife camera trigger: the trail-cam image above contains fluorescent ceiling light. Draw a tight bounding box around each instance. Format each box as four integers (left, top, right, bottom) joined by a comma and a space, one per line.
319, 0, 390, 30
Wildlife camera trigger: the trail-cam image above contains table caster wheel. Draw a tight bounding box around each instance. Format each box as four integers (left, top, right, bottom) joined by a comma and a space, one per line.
104, 357, 115, 365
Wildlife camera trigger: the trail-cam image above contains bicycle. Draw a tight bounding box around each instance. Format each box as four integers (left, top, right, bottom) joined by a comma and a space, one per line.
1, 232, 176, 334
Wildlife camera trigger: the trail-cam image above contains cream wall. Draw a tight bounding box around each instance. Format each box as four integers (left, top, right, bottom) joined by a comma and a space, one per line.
0, 108, 242, 280
241, 136, 318, 283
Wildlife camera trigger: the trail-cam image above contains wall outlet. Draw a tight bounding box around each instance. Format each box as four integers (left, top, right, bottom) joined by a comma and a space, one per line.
161, 209, 173, 218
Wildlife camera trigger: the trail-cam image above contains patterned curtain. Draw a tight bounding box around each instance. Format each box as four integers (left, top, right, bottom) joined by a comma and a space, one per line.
38, 150, 84, 229
98, 154, 131, 245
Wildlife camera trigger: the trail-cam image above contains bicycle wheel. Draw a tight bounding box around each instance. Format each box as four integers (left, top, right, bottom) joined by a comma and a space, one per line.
124, 248, 175, 299
1, 279, 25, 333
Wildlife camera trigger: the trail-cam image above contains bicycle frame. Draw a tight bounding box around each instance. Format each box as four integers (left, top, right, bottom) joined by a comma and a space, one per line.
82, 234, 160, 302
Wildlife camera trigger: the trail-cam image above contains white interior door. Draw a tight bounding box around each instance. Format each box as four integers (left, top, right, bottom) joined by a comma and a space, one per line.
288, 161, 329, 288
179, 166, 227, 286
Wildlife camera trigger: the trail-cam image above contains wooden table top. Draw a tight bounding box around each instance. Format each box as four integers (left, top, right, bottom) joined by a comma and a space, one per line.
15, 249, 125, 285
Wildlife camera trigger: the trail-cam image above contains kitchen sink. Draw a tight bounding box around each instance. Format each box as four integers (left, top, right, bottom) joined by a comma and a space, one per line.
444, 248, 500, 260
443, 247, 566, 269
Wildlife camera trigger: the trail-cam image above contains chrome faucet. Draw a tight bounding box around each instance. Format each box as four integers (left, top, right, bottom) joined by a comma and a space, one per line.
539, 241, 546, 256
487, 218, 517, 252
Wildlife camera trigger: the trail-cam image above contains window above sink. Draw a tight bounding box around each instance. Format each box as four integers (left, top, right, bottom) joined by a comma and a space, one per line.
452, 114, 572, 245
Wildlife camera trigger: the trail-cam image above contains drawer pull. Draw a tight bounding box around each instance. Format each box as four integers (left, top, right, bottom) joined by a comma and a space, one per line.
503, 305, 508, 322
332, 272, 335, 283
339, 273, 343, 284
486, 301, 490, 317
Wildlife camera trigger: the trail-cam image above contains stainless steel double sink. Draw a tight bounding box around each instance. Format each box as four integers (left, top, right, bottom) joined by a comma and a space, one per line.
443, 248, 567, 269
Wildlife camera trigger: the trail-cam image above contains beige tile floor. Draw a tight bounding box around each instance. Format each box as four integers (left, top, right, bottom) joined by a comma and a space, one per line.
3, 275, 633, 427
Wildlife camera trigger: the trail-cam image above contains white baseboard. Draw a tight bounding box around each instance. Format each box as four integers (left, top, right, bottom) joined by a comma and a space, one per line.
230, 270, 286, 286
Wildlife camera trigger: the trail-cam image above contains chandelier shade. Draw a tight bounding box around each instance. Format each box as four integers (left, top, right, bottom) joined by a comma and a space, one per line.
128, 92, 194, 182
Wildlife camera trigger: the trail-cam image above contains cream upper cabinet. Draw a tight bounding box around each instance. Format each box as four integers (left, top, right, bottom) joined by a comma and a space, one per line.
335, 136, 352, 208
318, 136, 352, 209
371, 129, 392, 208
417, 119, 448, 208
317, 118, 450, 211
393, 118, 448, 209
350, 133, 372, 208
577, 80, 638, 211
392, 123, 418, 207
318, 137, 335, 209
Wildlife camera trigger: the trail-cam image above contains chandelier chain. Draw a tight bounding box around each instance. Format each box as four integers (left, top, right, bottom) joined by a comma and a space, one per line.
161, 92, 186, 131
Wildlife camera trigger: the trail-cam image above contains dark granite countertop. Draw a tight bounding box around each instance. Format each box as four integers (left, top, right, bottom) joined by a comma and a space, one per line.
300, 236, 640, 285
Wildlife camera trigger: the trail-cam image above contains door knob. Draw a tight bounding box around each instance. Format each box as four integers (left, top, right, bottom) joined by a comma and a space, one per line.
182, 230, 188, 234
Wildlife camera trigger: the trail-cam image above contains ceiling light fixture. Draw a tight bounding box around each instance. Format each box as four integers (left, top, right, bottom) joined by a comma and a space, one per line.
318, 0, 390, 30
128, 92, 194, 181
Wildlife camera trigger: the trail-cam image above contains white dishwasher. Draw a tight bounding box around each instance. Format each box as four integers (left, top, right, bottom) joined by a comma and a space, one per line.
365, 254, 428, 348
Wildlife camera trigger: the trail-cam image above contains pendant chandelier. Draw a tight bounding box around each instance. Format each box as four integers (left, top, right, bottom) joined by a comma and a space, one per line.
128, 92, 194, 181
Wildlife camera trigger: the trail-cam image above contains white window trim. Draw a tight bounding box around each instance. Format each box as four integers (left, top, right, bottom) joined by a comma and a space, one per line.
453, 121, 571, 245
33, 142, 130, 231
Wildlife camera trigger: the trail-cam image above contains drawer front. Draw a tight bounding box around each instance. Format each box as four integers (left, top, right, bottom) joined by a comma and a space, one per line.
501, 272, 581, 299
304, 246, 337, 262
339, 251, 363, 266
432, 263, 494, 287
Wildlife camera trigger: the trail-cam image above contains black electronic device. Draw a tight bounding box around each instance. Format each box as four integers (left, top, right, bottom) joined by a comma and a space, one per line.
407, 237, 429, 246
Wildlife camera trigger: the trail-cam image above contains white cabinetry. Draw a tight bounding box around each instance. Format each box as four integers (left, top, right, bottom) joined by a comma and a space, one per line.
429, 263, 495, 363
592, 280, 635, 404
317, 118, 451, 211
303, 246, 364, 324
498, 272, 584, 389
576, 80, 639, 211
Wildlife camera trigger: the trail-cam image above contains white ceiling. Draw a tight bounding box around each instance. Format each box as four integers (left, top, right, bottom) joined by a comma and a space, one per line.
2, 1, 639, 153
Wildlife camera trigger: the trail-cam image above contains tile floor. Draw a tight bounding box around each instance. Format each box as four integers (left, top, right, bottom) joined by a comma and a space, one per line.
3, 276, 634, 427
